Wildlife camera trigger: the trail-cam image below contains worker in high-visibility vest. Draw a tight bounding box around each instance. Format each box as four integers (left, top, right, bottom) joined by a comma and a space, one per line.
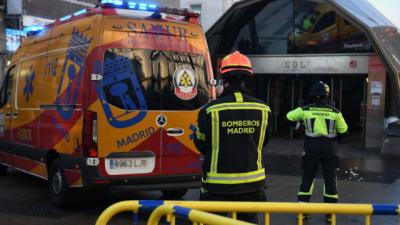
194, 51, 271, 223
287, 81, 348, 223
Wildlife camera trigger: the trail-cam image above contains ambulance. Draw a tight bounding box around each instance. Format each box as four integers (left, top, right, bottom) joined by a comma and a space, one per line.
0, 1, 214, 206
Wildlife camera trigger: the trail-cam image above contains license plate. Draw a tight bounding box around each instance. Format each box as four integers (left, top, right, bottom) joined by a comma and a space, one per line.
105, 157, 155, 175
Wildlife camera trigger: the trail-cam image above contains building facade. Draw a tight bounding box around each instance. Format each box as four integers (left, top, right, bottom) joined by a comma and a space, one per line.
180, 0, 240, 31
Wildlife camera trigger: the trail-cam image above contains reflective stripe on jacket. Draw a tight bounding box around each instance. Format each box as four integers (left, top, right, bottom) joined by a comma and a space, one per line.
194, 87, 271, 194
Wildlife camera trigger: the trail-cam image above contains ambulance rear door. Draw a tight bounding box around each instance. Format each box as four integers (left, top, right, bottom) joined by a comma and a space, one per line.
96, 28, 162, 177
159, 51, 209, 175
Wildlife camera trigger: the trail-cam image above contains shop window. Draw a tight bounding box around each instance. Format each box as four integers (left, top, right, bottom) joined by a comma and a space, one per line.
190, 4, 201, 12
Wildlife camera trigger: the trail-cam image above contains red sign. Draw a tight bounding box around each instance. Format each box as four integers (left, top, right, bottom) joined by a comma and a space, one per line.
368, 55, 386, 72
349, 60, 358, 68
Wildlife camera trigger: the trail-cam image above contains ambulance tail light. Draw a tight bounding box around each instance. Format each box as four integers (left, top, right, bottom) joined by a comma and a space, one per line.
84, 111, 98, 157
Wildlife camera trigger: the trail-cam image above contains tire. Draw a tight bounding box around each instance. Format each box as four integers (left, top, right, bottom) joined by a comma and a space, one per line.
0, 164, 7, 176
48, 159, 71, 207
161, 189, 188, 199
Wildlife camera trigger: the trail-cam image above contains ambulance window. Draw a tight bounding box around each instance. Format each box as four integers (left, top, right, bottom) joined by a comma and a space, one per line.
160, 52, 209, 110
313, 11, 336, 33
102, 48, 209, 111
0, 66, 15, 107
102, 48, 161, 110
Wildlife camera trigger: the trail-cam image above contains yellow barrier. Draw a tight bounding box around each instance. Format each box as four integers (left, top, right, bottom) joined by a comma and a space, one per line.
165, 201, 400, 225
95, 200, 140, 225
95, 200, 400, 225
147, 204, 254, 225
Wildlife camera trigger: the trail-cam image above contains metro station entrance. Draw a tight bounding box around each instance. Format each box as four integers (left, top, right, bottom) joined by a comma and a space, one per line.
206, 0, 399, 150
252, 75, 367, 146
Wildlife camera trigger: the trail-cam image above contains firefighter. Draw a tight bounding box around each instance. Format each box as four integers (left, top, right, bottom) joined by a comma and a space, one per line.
194, 51, 271, 223
286, 81, 348, 223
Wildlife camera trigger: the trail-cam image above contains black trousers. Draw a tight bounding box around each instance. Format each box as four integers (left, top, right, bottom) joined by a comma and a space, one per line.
200, 189, 266, 223
298, 155, 339, 203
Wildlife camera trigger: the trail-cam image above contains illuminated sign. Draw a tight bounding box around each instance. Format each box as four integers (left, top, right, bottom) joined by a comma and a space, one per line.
5, 28, 26, 52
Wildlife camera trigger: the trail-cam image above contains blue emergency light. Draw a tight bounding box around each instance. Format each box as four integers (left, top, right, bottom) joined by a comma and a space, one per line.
101, 0, 115, 4
148, 4, 157, 9
58, 9, 88, 23
100, 0, 158, 11
23, 25, 45, 33
59, 14, 72, 22
113, 0, 124, 6
23, 25, 47, 36
138, 3, 147, 10
73, 9, 87, 16
127, 2, 136, 9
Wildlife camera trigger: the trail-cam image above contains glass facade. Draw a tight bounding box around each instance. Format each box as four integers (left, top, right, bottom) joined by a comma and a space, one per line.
332, 0, 400, 73
235, 0, 295, 54
215, 0, 374, 55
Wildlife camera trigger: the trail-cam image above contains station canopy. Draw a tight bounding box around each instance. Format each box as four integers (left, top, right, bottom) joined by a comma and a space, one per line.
206, 0, 400, 97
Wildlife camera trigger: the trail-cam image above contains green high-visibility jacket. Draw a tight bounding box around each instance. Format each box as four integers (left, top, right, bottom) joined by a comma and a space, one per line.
287, 103, 348, 138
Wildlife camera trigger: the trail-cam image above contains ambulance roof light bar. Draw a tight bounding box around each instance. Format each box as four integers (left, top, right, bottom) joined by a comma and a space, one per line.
52, 1, 199, 27
101, 0, 154, 9
99, 0, 199, 19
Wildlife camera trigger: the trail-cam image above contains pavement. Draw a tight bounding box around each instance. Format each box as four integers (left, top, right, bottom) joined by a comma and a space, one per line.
1, 135, 400, 225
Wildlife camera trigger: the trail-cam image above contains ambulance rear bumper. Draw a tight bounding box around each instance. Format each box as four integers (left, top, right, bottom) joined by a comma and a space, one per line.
88, 173, 202, 190
61, 154, 202, 190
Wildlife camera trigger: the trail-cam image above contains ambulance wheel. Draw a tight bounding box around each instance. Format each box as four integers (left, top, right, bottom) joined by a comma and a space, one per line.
48, 159, 70, 207
0, 164, 7, 176
161, 189, 188, 199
